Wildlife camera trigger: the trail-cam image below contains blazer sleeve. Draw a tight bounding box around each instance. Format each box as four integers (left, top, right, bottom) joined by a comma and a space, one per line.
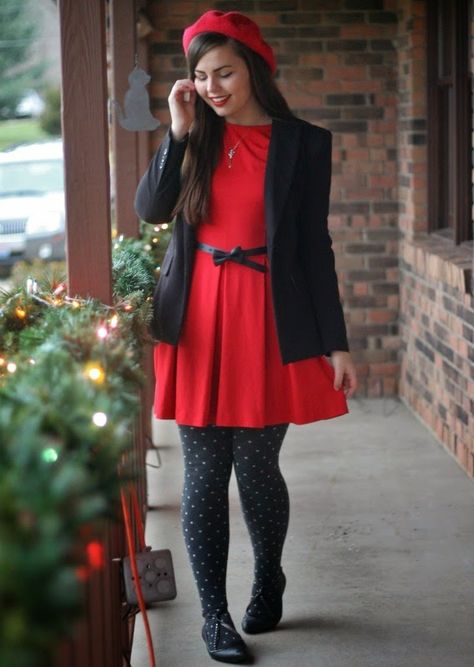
300, 126, 349, 357
134, 127, 189, 224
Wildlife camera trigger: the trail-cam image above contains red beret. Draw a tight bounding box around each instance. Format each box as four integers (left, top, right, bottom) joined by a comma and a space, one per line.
182, 10, 276, 75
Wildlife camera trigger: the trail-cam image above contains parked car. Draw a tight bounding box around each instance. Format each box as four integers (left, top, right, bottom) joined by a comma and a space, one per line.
15, 90, 45, 119
0, 139, 65, 272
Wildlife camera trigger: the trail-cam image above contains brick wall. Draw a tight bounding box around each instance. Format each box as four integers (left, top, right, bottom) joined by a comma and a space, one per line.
144, 0, 474, 476
146, 0, 401, 397
397, 0, 474, 478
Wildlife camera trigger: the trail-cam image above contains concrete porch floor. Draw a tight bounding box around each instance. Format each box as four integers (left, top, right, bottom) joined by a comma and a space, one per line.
131, 397, 474, 667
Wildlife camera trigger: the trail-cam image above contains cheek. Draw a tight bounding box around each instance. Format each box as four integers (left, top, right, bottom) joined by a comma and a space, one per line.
194, 82, 206, 98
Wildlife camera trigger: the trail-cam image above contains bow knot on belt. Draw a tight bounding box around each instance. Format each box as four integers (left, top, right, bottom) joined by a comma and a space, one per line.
196, 241, 267, 273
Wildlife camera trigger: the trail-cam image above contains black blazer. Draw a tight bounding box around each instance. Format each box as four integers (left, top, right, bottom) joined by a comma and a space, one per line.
135, 116, 349, 364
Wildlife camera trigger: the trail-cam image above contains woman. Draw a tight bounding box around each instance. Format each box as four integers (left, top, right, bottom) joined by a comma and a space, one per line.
135, 9, 357, 664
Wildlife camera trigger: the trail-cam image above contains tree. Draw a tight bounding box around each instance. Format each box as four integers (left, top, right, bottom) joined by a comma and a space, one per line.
0, 0, 45, 118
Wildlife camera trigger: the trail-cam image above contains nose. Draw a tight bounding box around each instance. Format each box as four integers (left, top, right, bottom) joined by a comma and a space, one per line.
206, 76, 222, 95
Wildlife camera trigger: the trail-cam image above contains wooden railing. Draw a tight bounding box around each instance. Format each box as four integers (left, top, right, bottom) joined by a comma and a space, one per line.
54, 345, 154, 667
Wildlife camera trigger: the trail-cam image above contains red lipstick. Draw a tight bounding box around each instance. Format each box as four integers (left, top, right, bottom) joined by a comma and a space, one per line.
210, 96, 230, 107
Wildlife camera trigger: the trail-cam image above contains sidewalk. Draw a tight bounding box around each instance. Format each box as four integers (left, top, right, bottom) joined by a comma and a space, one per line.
131, 397, 474, 667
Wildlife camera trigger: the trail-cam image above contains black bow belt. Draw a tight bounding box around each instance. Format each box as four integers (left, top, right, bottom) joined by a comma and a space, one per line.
195, 241, 267, 273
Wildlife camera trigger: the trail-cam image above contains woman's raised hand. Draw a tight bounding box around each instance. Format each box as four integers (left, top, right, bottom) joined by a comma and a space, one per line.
168, 79, 197, 141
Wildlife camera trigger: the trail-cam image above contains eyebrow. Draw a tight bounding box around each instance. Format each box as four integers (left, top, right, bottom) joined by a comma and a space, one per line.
194, 64, 233, 73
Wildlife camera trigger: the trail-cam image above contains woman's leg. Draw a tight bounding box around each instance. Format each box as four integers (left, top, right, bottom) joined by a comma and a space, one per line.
232, 424, 290, 588
177, 424, 234, 617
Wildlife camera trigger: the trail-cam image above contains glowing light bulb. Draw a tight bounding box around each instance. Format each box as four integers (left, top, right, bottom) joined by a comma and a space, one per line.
96, 326, 108, 339
84, 362, 105, 384
0, 357, 5, 367
15, 307, 26, 319
161, 223, 168, 230
92, 412, 107, 427
53, 283, 66, 296
28, 358, 36, 365
42, 447, 58, 463
154, 225, 160, 232
72, 300, 80, 309
6, 362, 17, 373
86, 541, 105, 569
109, 314, 118, 329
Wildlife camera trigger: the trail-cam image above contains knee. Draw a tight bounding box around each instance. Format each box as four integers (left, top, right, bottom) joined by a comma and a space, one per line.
184, 461, 231, 492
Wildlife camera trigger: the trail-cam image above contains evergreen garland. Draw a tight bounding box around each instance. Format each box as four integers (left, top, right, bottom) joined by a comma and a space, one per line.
0, 225, 171, 667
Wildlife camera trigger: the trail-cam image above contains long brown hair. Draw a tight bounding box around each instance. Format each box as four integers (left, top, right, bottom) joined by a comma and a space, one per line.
170, 32, 297, 227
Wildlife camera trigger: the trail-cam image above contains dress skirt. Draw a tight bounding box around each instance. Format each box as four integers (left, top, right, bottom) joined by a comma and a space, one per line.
153, 121, 349, 428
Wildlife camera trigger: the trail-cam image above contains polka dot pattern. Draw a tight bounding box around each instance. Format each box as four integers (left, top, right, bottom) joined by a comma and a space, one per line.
177, 423, 290, 616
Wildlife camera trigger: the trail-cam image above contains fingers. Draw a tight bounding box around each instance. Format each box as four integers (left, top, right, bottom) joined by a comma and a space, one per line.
333, 366, 357, 398
168, 79, 197, 135
169, 79, 196, 103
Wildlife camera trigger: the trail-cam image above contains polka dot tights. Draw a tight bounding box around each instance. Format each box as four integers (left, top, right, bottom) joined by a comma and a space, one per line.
177, 423, 290, 617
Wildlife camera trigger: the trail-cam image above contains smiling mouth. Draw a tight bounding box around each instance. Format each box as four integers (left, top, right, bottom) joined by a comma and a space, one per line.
210, 96, 230, 105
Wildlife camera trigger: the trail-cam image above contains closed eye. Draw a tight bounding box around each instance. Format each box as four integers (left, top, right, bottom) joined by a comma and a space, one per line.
195, 72, 233, 81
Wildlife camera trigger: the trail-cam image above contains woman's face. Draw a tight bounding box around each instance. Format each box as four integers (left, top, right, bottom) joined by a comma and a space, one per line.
193, 43, 263, 124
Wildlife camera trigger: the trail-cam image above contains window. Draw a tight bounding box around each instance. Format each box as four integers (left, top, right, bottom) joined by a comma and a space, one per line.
427, 0, 472, 243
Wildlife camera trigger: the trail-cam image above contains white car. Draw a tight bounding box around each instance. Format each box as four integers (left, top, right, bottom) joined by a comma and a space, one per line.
0, 139, 65, 271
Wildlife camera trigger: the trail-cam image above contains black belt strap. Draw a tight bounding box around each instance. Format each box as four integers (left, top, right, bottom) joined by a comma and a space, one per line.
195, 241, 267, 273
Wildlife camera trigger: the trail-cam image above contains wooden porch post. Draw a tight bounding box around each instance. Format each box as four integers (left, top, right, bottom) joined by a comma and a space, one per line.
57, 2, 125, 666
59, 0, 113, 305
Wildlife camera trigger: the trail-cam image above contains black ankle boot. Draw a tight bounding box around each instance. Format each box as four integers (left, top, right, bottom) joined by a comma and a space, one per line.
241, 568, 286, 634
202, 608, 253, 664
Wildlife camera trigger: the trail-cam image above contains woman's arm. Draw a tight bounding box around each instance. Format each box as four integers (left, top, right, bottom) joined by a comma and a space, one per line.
134, 127, 189, 223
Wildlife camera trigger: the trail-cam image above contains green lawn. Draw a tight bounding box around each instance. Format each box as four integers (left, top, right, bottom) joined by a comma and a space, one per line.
0, 118, 52, 151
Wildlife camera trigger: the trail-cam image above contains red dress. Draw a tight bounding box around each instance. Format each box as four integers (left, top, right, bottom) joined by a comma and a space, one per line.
153, 120, 349, 427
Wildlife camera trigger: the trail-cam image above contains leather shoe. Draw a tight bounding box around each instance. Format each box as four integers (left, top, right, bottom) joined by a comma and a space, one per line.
241, 568, 286, 634
202, 608, 253, 664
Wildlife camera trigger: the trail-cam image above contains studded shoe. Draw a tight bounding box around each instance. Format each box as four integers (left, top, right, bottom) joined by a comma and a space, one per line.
202, 608, 253, 664
241, 568, 286, 634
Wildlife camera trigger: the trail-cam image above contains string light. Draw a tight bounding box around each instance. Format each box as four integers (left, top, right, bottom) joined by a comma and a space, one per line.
41, 447, 59, 463
96, 325, 108, 339
15, 306, 27, 319
86, 541, 105, 569
92, 412, 107, 427
6, 362, 16, 374
109, 314, 118, 329
83, 362, 106, 384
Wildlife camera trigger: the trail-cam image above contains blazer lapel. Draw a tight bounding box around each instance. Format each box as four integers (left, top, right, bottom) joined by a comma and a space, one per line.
264, 117, 302, 246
